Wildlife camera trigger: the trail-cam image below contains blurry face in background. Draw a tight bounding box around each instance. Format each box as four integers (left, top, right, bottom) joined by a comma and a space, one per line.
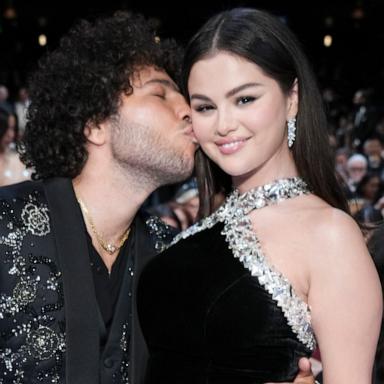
335, 152, 349, 175
347, 160, 367, 183
1, 115, 16, 149
364, 139, 382, 158
18, 88, 29, 103
353, 90, 365, 105
361, 176, 381, 201
336, 153, 348, 169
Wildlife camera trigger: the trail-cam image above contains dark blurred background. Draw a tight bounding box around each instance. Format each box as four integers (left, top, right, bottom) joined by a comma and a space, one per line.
1, 0, 384, 102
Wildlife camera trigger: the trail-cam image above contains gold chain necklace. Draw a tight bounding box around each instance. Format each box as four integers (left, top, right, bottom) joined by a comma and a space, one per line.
77, 198, 131, 255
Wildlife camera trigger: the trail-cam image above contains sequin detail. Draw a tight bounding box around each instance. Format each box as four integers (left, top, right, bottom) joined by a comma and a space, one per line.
114, 322, 130, 384
21, 202, 50, 236
26, 325, 65, 360
0, 192, 65, 382
170, 177, 316, 350
146, 216, 175, 252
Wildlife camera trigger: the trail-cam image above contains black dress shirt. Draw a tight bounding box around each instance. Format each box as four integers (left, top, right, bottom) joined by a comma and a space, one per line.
86, 229, 134, 345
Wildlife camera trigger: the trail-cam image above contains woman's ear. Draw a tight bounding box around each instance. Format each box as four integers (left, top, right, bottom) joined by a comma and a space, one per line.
287, 78, 299, 119
83, 120, 107, 146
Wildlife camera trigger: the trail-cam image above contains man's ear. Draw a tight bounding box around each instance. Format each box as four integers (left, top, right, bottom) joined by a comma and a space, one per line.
83, 120, 107, 146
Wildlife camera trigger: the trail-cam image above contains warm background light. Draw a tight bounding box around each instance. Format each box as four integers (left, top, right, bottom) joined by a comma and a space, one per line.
38, 34, 47, 46
323, 34, 333, 47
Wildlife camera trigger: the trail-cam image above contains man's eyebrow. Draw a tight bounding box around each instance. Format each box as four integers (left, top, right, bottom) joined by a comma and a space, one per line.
144, 79, 180, 92
190, 82, 262, 102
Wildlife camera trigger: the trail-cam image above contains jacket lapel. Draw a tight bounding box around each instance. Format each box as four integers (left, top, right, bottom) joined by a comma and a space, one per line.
44, 178, 100, 384
130, 213, 157, 384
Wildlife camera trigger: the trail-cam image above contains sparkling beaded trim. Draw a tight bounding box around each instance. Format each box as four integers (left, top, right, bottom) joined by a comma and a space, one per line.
170, 177, 316, 350
146, 216, 176, 252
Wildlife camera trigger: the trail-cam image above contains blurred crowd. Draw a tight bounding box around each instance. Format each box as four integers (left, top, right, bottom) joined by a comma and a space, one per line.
326, 86, 384, 226
0, 84, 30, 186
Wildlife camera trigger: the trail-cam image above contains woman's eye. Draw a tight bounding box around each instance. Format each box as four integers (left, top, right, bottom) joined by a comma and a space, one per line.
194, 104, 214, 113
237, 96, 256, 105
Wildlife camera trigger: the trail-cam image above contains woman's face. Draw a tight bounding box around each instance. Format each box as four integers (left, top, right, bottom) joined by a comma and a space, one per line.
362, 176, 381, 201
188, 52, 298, 190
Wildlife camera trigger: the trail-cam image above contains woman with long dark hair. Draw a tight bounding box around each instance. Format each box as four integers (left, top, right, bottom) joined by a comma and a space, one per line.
138, 8, 382, 383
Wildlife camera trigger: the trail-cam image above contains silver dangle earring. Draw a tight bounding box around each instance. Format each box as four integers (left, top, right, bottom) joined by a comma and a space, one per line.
287, 117, 296, 148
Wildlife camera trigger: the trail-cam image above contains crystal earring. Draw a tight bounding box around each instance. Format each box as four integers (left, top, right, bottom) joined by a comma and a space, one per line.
287, 117, 296, 148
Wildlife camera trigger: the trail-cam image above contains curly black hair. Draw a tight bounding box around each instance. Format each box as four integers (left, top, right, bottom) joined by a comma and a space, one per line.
18, 11, 183, 179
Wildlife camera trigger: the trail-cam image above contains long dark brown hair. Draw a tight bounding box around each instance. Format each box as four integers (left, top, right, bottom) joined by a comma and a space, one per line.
182, 8, 349, 217
368, 226, 384, 384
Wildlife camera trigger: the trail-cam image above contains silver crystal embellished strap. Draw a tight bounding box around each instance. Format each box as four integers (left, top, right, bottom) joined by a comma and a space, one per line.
169, 205, 224, 246
170, 177, 310, 245
227, 178, 315, 349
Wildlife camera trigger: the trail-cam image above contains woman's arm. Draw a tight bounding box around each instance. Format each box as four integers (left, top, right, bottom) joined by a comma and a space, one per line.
309, 210, 382, 383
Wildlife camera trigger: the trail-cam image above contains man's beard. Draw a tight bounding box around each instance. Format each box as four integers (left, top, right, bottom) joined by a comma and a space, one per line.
111, 119, 194, 189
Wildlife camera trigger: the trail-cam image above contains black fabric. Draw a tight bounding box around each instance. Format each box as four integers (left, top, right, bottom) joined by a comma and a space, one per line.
44, 178, 101, 384
128, 214, 160, 384
138, 222, 312, 384
86, 231, 132, 339
99, 220, 136, 384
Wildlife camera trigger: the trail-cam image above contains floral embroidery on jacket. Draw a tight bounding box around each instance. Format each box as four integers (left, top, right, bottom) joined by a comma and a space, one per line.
0, 191, 65, 383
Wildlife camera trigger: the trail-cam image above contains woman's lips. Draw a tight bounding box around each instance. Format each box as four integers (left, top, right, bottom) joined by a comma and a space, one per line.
215, 137, 249, 155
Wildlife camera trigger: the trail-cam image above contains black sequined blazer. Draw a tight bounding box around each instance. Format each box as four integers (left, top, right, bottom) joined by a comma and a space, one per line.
0, 178, 172, 384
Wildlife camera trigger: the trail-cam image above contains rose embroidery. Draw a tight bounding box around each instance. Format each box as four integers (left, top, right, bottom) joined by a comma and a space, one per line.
21, 202, 50, 236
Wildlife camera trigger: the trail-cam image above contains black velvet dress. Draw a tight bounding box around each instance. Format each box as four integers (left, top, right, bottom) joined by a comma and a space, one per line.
138, 178, 316, 384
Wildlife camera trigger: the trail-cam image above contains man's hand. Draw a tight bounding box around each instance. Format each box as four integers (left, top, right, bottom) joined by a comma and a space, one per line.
292, 358, 316, 383
265, 357, 316, 384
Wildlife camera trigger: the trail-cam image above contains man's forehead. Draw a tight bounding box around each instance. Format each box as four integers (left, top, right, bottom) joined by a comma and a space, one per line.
131, 66, 178, 91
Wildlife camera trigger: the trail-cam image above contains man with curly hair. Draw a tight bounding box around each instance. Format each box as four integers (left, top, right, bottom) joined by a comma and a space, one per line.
0, 10, 316, 384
